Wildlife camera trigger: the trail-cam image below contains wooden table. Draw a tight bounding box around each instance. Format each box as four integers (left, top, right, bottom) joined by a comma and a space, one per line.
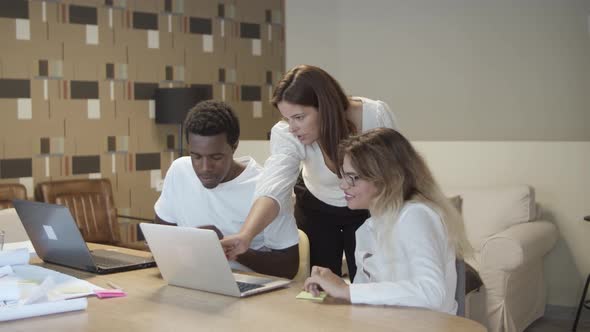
2, 244, 486, 332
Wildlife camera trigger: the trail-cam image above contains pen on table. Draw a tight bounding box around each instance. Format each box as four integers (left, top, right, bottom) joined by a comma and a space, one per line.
107, 281, 124, 290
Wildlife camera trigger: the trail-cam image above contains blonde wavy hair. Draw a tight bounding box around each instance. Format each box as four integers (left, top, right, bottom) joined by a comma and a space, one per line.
338, 128, 472, 259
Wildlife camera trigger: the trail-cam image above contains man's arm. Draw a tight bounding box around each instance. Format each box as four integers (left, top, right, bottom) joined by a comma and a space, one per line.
154, 214, 176, 226
156, 212, 298, 279
221, 197, 280, 260
236, 244, 299, 279
154, 214, 224, 240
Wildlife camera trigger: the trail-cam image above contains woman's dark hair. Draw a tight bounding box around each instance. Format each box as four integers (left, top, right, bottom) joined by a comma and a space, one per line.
271, 65, 355, 165
183, 100, 240, 148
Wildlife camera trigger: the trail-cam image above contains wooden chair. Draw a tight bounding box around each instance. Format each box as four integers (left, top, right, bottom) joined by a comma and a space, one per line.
0, 183, 27, 209
35, 179, 150, 250
293, 229, 311, 282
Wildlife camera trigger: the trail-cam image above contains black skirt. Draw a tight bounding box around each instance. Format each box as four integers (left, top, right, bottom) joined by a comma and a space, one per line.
294, 176, 369, 281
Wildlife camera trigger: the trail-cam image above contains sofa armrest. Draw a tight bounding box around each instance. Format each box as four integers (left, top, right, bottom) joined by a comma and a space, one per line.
480, 220, 557, 272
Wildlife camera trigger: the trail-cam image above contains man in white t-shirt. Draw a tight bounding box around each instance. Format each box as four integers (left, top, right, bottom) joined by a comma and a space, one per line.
154, 100, 299, 279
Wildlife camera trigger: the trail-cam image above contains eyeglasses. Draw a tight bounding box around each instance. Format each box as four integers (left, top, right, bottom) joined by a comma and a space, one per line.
342, 174, 360, 187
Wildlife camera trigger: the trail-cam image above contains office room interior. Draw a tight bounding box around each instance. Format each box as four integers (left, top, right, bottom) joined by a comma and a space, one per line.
0, 0, 589, 330
252, 0, 590, 320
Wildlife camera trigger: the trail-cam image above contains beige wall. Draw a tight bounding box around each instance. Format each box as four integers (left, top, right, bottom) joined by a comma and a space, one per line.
237, 0, 590, 306
285, 0, 590, 141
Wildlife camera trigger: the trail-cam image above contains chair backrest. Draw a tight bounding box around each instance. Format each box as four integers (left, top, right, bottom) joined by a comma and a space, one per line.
293, 229, 310, 282
0, 183, 27, 209
455, 259, 466, 317
35, 179, 120, 244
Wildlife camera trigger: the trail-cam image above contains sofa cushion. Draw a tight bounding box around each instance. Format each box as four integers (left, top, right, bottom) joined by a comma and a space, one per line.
446, 185, 536, 250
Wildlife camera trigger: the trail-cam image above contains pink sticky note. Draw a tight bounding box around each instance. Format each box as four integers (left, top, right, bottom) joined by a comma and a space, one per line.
94, 289, 127, 299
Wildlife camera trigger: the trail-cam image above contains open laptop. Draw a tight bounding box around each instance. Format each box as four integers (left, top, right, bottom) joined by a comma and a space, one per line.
140, 222, 291, 297
0, 208, 29, 243
13, 199, 155, 274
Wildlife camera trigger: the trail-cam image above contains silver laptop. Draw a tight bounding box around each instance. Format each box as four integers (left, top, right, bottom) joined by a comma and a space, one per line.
13, 199, 155, 274
140, 222, 291, 297
0, 208, 29, 243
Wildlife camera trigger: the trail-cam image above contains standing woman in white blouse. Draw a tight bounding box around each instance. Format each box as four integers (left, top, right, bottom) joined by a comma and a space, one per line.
221, 65, 397, 280
303, 128, 472, 314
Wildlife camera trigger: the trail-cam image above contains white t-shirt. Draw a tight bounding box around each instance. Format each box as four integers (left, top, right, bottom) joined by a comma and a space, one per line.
154, 156, 299, 250
255, 97, 398, 209
350, 203, 458, 315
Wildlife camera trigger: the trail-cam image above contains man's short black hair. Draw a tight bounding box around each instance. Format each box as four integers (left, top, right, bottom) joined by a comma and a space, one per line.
183, 100, 240, 147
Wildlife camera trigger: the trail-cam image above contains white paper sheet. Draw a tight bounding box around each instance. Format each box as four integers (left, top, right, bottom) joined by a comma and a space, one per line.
0, 298, 87, 322
0, 254, 101, 321
0, 249, 29, 267
12, 265, 104, 301
22, 276, 55, 305
0, 265, 12, 277
2, 241, 36, 257
0, 277, 19, 302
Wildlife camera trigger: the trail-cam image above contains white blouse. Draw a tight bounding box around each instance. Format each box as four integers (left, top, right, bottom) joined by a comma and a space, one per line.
254, 97, 398, 209
350, 203, 458, 315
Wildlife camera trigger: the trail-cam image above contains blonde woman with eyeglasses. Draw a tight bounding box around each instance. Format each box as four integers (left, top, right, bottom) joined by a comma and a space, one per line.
303, 128, 472, 315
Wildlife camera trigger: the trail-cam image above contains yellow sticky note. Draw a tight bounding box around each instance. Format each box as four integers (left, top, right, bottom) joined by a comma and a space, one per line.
54, 285, 91, 294
296, 291, 327, 301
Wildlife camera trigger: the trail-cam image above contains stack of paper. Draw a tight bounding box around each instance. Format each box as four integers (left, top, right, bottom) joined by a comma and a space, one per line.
2, 241, 36, 258
0, 298, 88, 321
0, 248, 29, 267
0, 248, 101, 322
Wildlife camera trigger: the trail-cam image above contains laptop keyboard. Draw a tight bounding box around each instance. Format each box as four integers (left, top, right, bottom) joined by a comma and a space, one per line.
92, 255, 130, 268
237, 281, 264, 293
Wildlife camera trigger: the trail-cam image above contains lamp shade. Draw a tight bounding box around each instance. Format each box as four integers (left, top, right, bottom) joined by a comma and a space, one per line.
154, 87, 201, 124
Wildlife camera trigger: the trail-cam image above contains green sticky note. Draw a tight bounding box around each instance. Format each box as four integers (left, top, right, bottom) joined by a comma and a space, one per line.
296, 291, 327, 301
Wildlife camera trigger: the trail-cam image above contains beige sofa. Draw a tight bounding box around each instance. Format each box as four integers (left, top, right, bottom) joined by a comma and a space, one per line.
450, 185, 558, 332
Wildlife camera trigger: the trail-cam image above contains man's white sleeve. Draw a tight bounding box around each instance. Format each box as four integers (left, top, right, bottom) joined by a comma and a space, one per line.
153, 161, 179, 224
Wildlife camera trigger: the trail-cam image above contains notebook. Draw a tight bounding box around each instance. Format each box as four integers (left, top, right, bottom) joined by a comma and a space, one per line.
13, 200, 155, 274
140, 222, 291, 297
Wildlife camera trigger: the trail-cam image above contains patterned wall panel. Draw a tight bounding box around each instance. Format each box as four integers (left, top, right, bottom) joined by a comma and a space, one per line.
0, 0, 285, 229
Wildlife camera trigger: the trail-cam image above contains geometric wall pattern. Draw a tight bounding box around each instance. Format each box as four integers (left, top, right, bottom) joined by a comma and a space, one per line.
0, 0, 285, 227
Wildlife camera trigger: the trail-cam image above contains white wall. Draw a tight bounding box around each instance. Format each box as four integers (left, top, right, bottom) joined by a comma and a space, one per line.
237, 0, 590, 306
